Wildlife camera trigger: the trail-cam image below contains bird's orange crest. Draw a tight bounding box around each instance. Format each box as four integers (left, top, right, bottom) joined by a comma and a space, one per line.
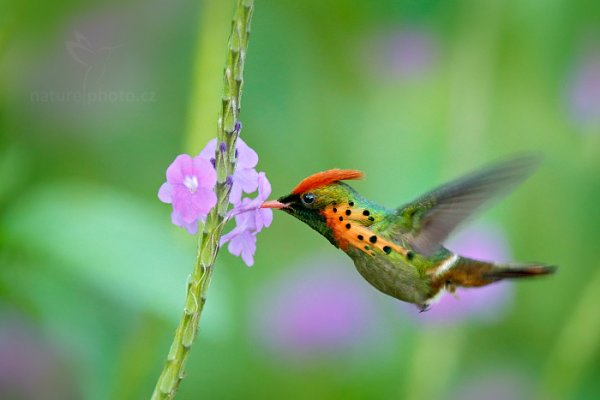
292, 169, 364, 194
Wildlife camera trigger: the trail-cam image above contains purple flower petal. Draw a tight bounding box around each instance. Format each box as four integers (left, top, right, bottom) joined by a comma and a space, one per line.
171, 187, 200, 224
221, 195, 273, 266
228, 184, 244, 207
227, 231, 256, 266
255, 208, 273, 231
158, 182, 173, 203
233, 168, 259, 198
235, 205, 256, 229
192, 156, 217, 189
232, 172, 271, 211
198, 138, 217, 161
256, 172, 272, 200
166, 154, 193, 184
220, 226, 242, 245
192, 188, 218, 215
171, 210, 199, 234
235, 138, 259, 169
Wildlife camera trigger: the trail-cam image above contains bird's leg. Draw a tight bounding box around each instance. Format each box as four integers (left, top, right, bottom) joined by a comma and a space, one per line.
418, 303, 431, 313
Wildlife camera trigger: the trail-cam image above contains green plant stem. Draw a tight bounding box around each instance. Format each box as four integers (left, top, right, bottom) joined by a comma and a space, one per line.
151, 1, 254, 398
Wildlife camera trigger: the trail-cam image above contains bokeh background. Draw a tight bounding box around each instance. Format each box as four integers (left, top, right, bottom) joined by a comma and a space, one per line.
1, 0, 599, 399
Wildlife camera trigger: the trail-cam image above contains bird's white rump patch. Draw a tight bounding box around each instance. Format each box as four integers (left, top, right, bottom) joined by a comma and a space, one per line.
434, 253, 459, 277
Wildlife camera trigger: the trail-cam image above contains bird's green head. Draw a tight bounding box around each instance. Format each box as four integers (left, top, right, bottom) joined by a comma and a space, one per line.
262, 169, 364, 246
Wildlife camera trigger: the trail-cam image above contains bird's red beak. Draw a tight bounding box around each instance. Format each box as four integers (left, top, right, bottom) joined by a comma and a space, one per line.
261, 200, 287, 209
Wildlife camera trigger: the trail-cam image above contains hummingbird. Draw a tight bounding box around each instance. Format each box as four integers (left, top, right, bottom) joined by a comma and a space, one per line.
262, 155, 556, 312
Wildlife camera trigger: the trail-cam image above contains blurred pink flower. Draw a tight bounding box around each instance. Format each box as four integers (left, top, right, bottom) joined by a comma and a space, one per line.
250, 257, 386, 362
567, 41, 600, 128
361, 26, 439, 80
405, 224, 514, 325
0, 316, 78, 400
158, 154, 217, 233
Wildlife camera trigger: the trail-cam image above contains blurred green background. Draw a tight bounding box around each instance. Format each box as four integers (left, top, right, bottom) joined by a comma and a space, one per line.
1, 0, 599, 399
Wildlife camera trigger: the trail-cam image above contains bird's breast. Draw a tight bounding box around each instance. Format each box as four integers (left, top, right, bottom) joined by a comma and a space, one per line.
321, 205, 408, 257
347, 248, 431, 305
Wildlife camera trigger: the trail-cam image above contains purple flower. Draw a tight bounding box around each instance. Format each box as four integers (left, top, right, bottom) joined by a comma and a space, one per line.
361, 25, 439, 80
170, 209, 200, 235
566, 41, 600, 128
158, 154, 217, 233
249, 257, 386, 362
199, 138, 259, 205
388, 27, 437, 77
159, 137, 273, 266
403, 224, 514, 325
221, 172, 273, 266
0, 316, 78, 400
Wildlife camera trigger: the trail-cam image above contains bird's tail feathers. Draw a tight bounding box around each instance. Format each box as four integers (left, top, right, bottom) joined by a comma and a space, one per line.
483, 263, 557, 280
437, 256, 557, 289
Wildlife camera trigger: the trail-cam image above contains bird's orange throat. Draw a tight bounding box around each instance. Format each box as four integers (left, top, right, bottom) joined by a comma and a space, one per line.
321, 204, 408, 257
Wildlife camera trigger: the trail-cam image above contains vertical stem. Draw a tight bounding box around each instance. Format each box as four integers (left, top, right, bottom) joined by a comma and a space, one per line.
151, 1, 254, 399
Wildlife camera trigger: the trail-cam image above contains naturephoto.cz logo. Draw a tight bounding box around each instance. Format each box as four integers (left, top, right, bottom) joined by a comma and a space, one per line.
30, 31, 157, 104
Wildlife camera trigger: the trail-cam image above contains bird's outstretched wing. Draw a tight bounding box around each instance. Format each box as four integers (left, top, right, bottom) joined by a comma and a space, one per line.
389, 154, 541, 256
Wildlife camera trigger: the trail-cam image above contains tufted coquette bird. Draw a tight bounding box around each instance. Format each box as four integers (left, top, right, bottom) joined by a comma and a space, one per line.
262, 155, 556, 312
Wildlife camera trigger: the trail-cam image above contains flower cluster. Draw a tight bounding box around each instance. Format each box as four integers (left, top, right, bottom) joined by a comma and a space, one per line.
158, 138, 272, 266
250, 256, 385, 362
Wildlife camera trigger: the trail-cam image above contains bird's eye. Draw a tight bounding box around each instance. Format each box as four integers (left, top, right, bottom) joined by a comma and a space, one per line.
302, 193, 316, 205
